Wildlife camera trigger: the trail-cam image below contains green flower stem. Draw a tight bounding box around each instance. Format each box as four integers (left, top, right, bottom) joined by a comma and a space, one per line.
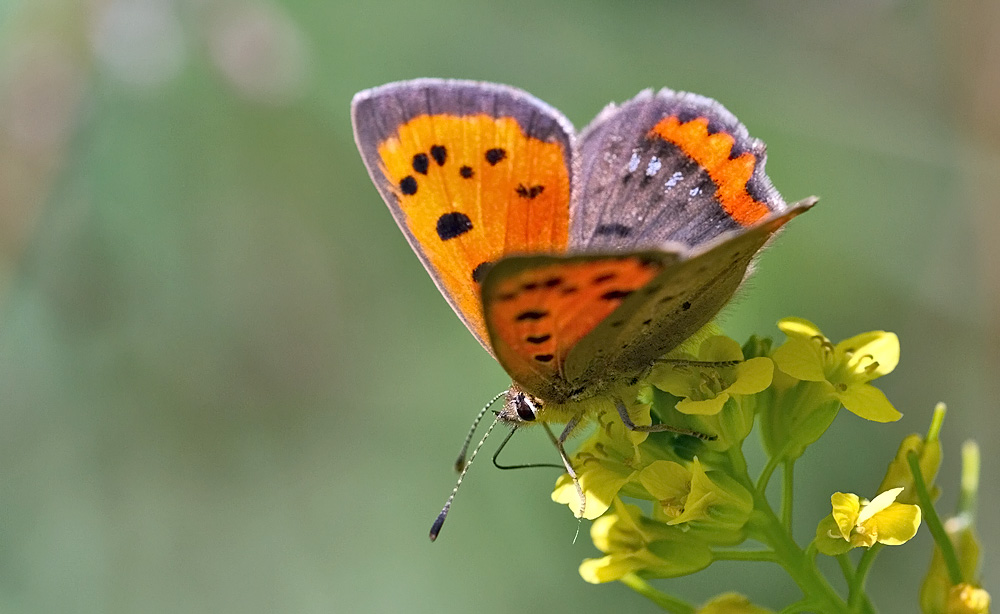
957, 440, 979, 519
779, 600, 825, 614
726, 445, 752, 489
926, 402, 946, 442
711, 549, 778, 562
782, 459, 794, 529
726, 442, 848, 614
836, 553, 855, 584
837, 553, 875, 614
749, 497, 847, 613
907, 451, 963, 584
756, 451, 782, 494
619, 573, 695, 614
803, 540, 818, 562
848, 543, 882, 612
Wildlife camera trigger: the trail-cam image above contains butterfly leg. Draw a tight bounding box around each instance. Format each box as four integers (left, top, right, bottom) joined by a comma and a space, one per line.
614, 397, 716, 441
652, 358, 742, 368
542, 418, 586, 520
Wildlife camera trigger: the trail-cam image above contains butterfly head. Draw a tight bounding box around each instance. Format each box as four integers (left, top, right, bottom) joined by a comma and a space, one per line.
499, 384, 545, 425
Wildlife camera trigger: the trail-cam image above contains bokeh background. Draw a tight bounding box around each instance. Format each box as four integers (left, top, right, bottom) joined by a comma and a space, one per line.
0, 0, 996, 612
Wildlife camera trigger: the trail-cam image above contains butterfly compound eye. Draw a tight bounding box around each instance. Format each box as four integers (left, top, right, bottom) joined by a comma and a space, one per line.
515, 393, 538, 422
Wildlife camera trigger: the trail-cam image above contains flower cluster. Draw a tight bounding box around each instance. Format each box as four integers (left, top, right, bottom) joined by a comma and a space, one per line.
550, 319, 990, 614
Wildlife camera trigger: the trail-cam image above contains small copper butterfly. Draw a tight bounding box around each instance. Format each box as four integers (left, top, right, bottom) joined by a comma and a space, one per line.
351, 79, 813, 538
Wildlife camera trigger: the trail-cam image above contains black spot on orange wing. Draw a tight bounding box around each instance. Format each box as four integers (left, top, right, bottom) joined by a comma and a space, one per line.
485, 148, 507, 165
526, 334, 551, 344
436, 212, 473, 240
431, 145, 447, 166
561, 286, 578, 295
412, 153, 429, 175
593, 273, 616, 284
459, 165, 474, 179
400, 176, 418, 195
515, 310, 548, 321
522, 282, 539, 291
515, 184, 545, 199
534, 354, 554, 363
682, 301, 691, 310
543, 277, 562, 287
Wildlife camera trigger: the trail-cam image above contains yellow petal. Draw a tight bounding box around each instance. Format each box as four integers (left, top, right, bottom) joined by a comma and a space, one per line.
772, 338, 827, 382
727, 357, 774, 394
666, 490, 715, 525
946, 583, 991, 614
676, 394, 729, 416
857, 487, 903, 523
552, 462, 633, 520
698, 335, 744, 362
650, 364, 699, 398
588, 514, 619, 553
831, 492, 861, 540
866, 501, 921, 545
839, 384, 903, 422
638, 461, 691, 500
777, 317, 824, 339
837, 331, 899, 377
579, 554, 639, 584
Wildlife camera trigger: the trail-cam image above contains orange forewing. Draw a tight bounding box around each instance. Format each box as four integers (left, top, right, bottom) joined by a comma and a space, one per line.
484, 257, 663, 394
377, 114, 570, 343
649, 116, 769, 226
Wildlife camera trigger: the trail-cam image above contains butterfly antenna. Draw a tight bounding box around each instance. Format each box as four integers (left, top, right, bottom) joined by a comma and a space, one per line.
430, 414, 503, 542
454, 391, 506, 472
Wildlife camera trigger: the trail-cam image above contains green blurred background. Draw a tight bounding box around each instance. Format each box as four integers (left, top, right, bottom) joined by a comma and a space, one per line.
0, 0, 995, 612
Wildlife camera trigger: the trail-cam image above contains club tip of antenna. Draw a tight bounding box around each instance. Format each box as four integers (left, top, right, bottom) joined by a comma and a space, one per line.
452, 456, 466, 473
429, 513, 446, 542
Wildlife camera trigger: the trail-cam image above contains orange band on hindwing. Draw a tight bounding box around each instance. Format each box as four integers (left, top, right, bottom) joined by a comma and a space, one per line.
649, 117, 769, 226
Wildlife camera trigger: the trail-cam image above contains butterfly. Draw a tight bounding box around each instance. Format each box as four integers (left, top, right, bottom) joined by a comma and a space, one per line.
351, 79, 813, 538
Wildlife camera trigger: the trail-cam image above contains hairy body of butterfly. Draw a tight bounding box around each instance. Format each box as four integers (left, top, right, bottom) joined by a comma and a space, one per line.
353, 78, 812, 438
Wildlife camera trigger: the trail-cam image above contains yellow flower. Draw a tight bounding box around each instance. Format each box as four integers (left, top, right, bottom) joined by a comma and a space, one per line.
696, 593, 775, 614
637, 458, 753, 545
879, 404, 944, 505
651, 336, 773, 416
945, 583, 991, 614
772, 318, 901, 422
551, 396, 658, 519
816, 487, 921, 555
578, 500, 711, 583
